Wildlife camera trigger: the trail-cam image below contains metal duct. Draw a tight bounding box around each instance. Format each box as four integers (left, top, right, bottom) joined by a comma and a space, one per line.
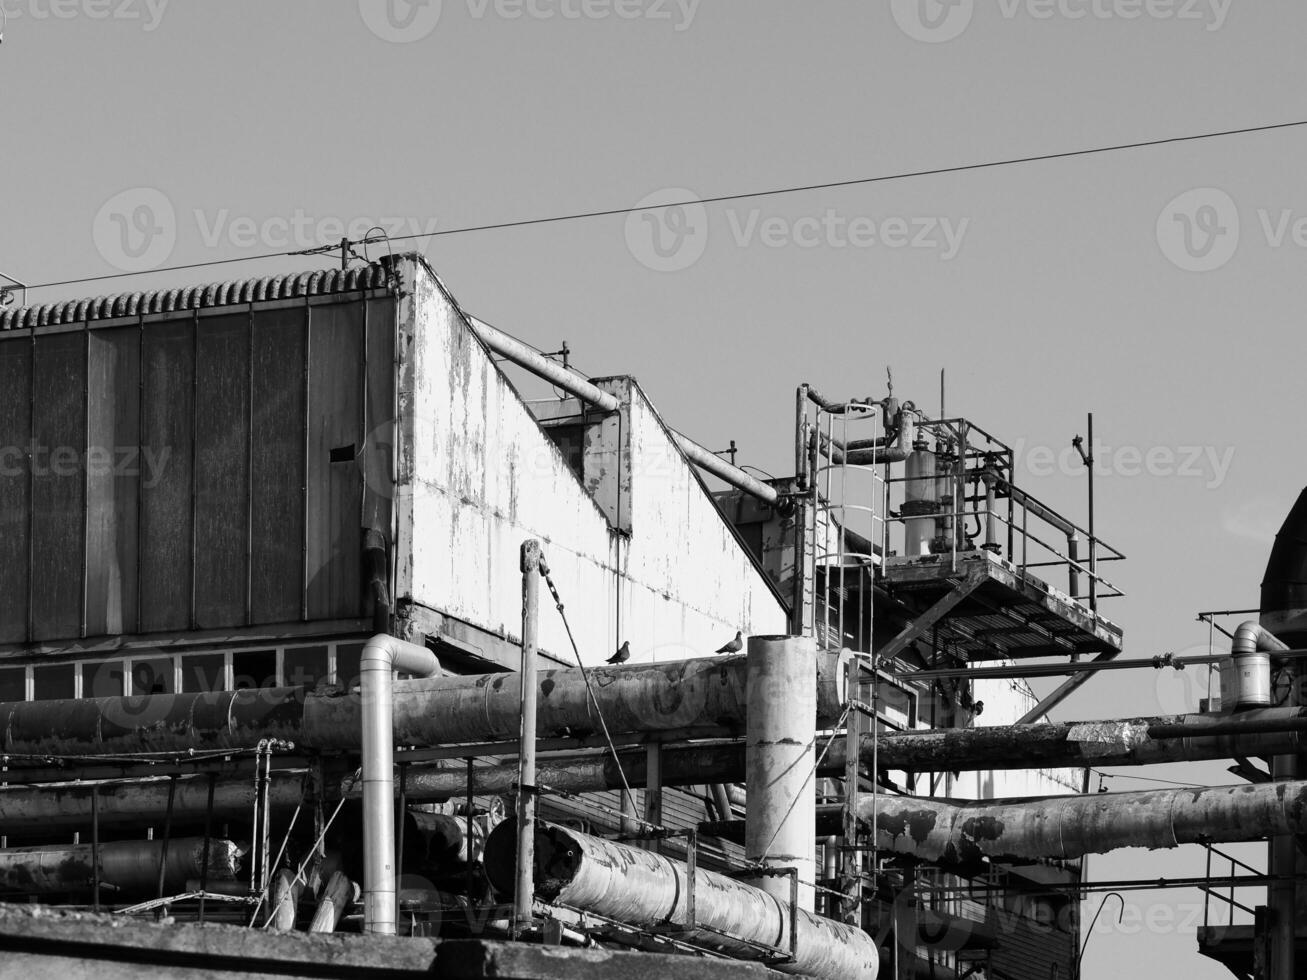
0, 838, 239, 895
0, 653, 849, 759
484, 821, 879, 980
359, 634, 441, 935
866, 780, 1307, 864
1261, 487, 1307, 645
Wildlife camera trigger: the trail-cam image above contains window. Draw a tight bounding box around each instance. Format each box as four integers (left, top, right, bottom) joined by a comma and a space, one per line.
82, 660, 126, 699
181, 654, 225, 694
336, 642, 364, 690
33, 664, 75, 701
283, 645, 328, 688
0, 667, 25, 702
232, 649, 277, 690
130, 657, 175, 695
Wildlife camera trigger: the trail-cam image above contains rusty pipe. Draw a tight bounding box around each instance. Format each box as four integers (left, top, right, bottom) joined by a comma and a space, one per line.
359, 633, 440, 935
867, 780, 1307, 864
0, 838, 240, 895
484, 821, 879, 980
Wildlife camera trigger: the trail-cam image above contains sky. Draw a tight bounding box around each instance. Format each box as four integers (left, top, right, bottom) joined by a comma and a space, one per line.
2, 1, 1305, 976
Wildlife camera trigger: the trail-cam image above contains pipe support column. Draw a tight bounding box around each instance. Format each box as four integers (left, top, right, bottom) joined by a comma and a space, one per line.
745, 635, 817, 912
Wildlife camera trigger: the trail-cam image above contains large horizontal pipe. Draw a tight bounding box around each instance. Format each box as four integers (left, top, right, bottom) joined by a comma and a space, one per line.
0, 772, 308, 836
0, 838, 240, 895
867, 780, 1307, 864
365, 708, 1307, 802
467, 315, 780, 507
484, 821, 879, 980
0, 653, 848, 759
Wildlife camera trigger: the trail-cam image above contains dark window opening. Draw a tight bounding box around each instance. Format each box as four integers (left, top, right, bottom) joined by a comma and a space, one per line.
182, 654, 225, 694
335, 642, 364, 691
33, 663, 75, 701
131, 657, 175, 695
232, 649, 277, 690
82, 660, 126, 699
0, 667, 25, 702
283, 645, 328, 689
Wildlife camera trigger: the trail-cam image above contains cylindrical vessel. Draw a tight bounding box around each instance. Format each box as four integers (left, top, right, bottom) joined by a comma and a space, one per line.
485, 821, 879, 980
902, 441, 936, 557
1232, 651, 1272, 708
745, 635, 817, 911
0, 838, 239, 895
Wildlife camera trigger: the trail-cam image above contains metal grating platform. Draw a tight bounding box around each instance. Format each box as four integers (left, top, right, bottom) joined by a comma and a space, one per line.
881, 549, 1123, 661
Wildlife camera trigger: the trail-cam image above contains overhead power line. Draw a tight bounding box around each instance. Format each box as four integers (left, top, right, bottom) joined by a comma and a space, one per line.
16, 117, 1307, 297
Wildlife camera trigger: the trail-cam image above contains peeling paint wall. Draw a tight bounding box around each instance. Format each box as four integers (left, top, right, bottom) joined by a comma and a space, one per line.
397, 260, 786, 666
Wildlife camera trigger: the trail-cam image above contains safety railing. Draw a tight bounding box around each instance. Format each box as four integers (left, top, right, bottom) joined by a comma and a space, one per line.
1200, 843, 1261, 928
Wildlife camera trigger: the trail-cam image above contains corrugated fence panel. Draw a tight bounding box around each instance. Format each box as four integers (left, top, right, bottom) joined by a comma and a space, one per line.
306, 303, 363, 620
250, 307, 308, 625
0, 336, 31, 643
30, 330, 87, 640
194, 314, 252, 628
139, 318, 196, 633
85, 326, 141, 637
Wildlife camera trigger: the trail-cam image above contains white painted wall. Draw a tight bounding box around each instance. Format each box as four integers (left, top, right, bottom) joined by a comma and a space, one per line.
395, 259, 786, 667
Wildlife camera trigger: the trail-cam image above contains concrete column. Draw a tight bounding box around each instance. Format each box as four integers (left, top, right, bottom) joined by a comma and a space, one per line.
745, 634, 817, 912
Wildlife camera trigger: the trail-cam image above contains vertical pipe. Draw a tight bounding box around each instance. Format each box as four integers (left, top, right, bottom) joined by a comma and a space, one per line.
1269, 755, 1297, 980
514, 540, 543, 937
465, 757, 475, 903
90, 786, 100, 912
1087, 412, 1097, 612
745, 635, 818, 912
396, 763, 408, 907
842, 655, 863, 925
361, 634, 440, 935
646, 743, 663, 854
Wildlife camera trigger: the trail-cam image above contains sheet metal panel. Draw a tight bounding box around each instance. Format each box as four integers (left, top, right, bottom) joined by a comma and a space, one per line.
0, 336, 31, 644
29, 330, 87, 640
194, 313, 251, 628
85, 326, 140, 637
250, 307, 308, 626
138, 318, 195, 633
305, 302, 363, 620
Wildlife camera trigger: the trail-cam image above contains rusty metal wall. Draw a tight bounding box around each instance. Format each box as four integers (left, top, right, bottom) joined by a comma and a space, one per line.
0, 297, 395, 649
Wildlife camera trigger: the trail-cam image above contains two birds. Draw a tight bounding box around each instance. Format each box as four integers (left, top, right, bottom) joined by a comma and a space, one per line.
603, 630, 744, 664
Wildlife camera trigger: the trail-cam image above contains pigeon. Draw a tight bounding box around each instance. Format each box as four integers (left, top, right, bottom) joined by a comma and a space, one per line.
606, 640, 631, 665
715, 630, 743, 654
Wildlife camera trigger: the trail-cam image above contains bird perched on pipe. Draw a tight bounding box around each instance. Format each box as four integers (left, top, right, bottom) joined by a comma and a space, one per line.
716, 631, 743, 654
606, 641, 631, 665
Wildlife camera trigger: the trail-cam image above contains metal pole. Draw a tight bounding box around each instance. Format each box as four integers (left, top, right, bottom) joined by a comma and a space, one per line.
646, 742, 663, 853
154, 775, 178, 918
396, 762, 407, 909
91, 786, 100, 912
199, 771, 215, 922
842, 656, 863, 925
465, 757, 475, 904
1087, 412, 1097, 612
513, 539, 543, 937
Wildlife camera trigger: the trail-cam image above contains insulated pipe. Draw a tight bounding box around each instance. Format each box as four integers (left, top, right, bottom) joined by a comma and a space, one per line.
672, 432, 781, 507
0, 838, 240, 895
0, 653, 848, 758
370, 707, 1307, 803
309, 871, 358, 933
513, 541, 543, 936
866, 780, 1307, 864
1230, 620, 1288, 709
359, 633, 440, 935
466, 314, 778, 508
484, 821, 879, 980
745, 635, 817, 912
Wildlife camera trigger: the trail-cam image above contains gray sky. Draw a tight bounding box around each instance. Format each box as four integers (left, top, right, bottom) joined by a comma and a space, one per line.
3, 1, 1305, 975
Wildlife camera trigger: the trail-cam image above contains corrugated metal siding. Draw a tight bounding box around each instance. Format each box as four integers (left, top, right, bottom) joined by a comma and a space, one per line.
0, 292, 395, 647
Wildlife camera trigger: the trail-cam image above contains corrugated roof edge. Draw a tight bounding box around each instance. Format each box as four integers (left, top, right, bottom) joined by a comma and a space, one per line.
0, 261, 395, 331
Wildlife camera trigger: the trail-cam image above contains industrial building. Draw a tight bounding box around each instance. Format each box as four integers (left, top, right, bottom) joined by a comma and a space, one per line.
0, 252, 1300, 979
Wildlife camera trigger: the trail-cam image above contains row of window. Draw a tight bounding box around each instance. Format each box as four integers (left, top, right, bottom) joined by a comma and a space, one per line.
0, 640, 370, 703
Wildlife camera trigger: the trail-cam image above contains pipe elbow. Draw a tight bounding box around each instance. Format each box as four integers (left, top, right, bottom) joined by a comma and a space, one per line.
361, 634, 440, 679
1232, 621, 1290, 658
